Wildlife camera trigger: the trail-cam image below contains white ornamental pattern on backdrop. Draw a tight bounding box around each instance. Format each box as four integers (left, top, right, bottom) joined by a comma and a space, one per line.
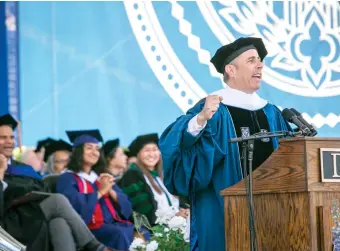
125, 1, 340, 129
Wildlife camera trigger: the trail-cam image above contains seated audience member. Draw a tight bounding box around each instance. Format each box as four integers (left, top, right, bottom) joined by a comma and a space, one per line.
56, 130, 143, 250
21, 148, 45, 173
118, 133, 189, 226
101, 138, 127, 181
44, 139, 72, 176
0, 114, 114, 251
34, 137, 56, 173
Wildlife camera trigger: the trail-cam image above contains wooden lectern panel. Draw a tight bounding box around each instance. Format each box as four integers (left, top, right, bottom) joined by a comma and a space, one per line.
221, 139, 307, 196
309, 192, 340, 251
225, 193, 310, 251
221, 138, 340, 251
306, 139, 340, 191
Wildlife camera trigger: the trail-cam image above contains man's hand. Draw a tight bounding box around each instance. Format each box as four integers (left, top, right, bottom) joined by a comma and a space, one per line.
197, 95, 223, 126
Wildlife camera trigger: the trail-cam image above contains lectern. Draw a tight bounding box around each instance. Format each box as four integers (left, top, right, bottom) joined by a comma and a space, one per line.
221, 138, 340, 251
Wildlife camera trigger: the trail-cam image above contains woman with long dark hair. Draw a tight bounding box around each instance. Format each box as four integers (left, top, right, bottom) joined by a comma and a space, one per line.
56, 130, 138, 251
118, 133, 189, 226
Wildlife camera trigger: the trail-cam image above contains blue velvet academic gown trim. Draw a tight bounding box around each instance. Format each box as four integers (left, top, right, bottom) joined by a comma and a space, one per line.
56, 172, 139, 250
159, 102, 291, 251
6, 164, 42, 180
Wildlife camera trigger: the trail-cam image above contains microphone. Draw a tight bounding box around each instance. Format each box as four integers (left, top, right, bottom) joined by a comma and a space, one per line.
281, 108, 311, 136
290, 108, 317, 136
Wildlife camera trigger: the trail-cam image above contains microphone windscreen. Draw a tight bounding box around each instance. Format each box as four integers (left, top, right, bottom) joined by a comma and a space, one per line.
281, 108, 295, 122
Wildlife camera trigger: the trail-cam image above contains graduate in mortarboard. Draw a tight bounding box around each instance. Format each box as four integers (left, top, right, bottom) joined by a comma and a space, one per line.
0, 115, 114, 251
159, 37, 293, 251
43, 139, 72, 176
118, 133, 189, 226
0, 113, 50, 250
35, 138, 56, 153
98, 138, 127, 181
0, 113, 43, 181
0, 114, 20, 164
56, 130, 140, 250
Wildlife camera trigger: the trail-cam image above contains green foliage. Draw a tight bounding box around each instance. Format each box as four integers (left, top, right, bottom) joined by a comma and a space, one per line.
131, 211, 190, 251
150, 224, 189, 251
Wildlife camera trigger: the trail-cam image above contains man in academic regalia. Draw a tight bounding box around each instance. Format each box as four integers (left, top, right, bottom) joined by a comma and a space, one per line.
159, 37, 292, 251
0, 113, 115, 251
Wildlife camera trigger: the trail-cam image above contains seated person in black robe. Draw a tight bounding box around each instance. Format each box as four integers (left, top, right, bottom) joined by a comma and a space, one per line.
118, 134, 189, 226
0, 113, 115, 251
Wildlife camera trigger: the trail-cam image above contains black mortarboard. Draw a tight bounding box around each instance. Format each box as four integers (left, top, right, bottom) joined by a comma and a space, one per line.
44, 139, 72, 162
124, 148, 132, 158
210, 37, 268, 74
35, 137, 56, 153
124, 139, 136, 158
66, 129, 103, 147
103, 138, 120, 157
0, 113, 18, 129
129, 133, 159, 157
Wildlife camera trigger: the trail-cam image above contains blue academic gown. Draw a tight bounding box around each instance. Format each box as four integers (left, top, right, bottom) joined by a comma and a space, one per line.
56, 172, 136, 250
159, 101, 291, 251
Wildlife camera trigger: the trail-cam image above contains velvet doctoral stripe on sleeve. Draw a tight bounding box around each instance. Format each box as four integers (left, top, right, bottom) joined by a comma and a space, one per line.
118, 166, 158, 225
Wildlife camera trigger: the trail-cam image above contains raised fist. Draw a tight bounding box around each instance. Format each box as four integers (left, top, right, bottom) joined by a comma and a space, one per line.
197, 95, 223, 125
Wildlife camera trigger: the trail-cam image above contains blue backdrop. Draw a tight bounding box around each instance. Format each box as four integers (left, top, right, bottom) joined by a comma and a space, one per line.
18, 1, 340, 146
0, 2, 20, 122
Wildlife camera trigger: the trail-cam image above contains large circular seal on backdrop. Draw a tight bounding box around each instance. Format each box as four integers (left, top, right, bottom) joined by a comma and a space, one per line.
125, 1, 340, 129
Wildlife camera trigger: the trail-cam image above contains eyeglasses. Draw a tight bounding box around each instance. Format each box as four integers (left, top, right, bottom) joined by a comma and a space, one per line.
54, 159, 69, 165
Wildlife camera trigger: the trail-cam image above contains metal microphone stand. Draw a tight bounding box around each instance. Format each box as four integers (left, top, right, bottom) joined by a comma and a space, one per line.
229, 130, 302, 251
241, 139, 256, 251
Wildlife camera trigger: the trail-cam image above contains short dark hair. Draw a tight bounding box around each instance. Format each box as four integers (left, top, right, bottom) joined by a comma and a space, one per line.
105, 147, 119, 162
